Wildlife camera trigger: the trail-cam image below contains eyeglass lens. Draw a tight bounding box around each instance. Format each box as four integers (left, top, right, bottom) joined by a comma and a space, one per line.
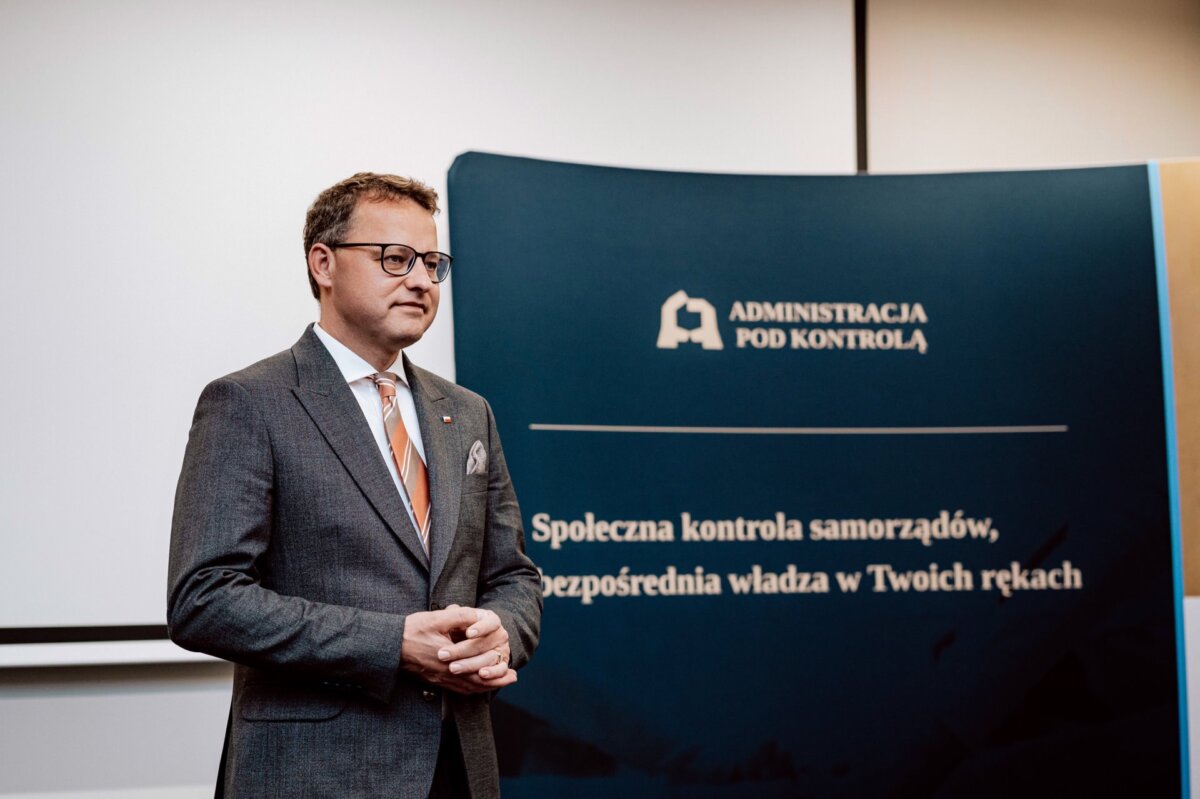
382, 244, 451, 282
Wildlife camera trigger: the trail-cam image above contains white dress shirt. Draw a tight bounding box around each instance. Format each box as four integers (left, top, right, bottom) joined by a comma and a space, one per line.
312, 323, 427, 531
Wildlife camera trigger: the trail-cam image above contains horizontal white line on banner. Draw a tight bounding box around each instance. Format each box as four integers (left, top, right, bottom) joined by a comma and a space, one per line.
529, 424, 1069, 435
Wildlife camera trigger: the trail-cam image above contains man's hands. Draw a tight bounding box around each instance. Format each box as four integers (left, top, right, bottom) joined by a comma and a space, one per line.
401, 605, 516, 694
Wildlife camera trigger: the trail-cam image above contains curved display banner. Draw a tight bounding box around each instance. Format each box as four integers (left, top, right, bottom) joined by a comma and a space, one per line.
448, 152, 1189, 798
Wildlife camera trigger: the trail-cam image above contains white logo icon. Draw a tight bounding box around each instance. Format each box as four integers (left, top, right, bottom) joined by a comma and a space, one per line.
657, 290, 724, 350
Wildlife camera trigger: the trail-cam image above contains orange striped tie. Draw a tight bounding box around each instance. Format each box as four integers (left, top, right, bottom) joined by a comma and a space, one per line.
372, 372, 431, 554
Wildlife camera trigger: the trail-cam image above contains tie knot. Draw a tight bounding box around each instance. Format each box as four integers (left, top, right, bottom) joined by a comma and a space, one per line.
372, 372, 400, 400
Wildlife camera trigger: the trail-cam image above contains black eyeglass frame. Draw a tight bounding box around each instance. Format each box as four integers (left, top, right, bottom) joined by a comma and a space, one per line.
329, 242, 453, 283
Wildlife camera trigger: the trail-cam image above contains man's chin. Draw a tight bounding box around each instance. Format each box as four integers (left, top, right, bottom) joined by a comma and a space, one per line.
385, 321, 434, 351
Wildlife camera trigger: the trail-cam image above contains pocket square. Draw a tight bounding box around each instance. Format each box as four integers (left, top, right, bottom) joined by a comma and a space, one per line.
466, 440, 487, 475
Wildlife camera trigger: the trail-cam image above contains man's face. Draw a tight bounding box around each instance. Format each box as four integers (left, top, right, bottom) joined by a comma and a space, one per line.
319, 198, 440, 356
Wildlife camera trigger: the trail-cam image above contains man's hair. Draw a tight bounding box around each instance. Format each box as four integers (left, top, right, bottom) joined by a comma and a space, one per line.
303, 172, 440, 299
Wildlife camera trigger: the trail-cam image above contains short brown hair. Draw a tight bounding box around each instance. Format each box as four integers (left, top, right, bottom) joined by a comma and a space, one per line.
303, 172, 440, 299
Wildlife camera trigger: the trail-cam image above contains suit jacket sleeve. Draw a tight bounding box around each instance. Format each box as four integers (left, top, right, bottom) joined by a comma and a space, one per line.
167, 377, 406, 702
473, 399, 543, 670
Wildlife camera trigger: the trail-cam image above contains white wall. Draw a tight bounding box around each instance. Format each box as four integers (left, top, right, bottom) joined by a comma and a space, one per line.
0, 0, 853, 639
0, 0, 854, 794
0, 664, 230, 798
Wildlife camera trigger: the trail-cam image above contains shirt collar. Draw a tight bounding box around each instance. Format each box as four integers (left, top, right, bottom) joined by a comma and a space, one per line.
312, 323, 407, 386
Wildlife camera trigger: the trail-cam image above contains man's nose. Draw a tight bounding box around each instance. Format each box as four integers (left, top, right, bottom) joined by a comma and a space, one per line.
403, 260, 435, 292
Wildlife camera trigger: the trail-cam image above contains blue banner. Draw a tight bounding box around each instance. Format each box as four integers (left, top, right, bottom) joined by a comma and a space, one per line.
448, 153, 1183, 798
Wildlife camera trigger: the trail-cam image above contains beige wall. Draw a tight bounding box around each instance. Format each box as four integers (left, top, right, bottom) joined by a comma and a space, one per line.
869, 0, 1200, 172
1162, 162, 1200, 595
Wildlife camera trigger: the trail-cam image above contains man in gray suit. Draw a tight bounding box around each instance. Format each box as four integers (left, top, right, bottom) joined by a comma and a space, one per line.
168, 172, 542, 798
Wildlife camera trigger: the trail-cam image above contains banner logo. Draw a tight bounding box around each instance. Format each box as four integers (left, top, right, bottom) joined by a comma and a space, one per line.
658, 292, 930, 354
657, 290, 724, 350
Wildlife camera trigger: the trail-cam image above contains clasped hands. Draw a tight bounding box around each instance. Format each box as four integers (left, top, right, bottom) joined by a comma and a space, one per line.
401, 604, 516, 694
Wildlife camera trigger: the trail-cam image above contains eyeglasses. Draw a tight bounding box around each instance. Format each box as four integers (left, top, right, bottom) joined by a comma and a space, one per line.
329, 242, 453, 283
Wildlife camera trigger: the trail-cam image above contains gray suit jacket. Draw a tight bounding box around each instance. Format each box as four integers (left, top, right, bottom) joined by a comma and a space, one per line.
167, 326, 542, 798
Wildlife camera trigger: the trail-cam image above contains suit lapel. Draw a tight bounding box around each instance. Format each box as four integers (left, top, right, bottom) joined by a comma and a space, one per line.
290, 327, 430, 568
406, 356, 462, 589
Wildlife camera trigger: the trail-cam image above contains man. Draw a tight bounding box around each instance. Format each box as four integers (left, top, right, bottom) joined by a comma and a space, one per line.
168, 172, 541, 798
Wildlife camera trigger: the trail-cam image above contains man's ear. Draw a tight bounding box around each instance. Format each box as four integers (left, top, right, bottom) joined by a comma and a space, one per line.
308, 244, 335, 294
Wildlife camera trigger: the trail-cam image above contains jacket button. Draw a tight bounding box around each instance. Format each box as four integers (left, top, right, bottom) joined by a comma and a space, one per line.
430, 602, 442, 611
422, 690, 437, 702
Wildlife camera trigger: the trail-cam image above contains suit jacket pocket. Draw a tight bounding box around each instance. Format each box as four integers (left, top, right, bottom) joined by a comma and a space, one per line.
239, 680, 348, 723
462, 472, 489, 495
